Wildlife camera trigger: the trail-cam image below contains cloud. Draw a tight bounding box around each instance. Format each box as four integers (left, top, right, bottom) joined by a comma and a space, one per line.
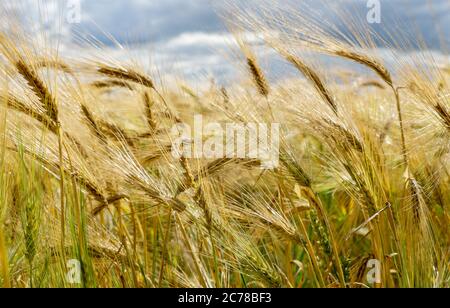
76, 0, 223, 45
1, 0, 448, 84
3, 0, 449, 49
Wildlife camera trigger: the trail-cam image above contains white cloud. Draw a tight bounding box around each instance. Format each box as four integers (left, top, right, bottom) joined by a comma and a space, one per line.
1, 0, 448, 83
166, 32, 231, 49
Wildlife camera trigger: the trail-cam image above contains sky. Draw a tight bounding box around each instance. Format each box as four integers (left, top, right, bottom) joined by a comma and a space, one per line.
2, 0, 449, 83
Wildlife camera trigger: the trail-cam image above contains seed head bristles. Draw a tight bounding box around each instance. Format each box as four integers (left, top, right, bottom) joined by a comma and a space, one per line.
63, 133, 88, 158
92, 193, 130, 216
91, 79, 134, 91
128, 175, 186, 213
285, 54, 338, 115
91, 200, 113, 216
331, 49, 409, 169
178, 154, 214, 229
97, 65, 180, 125
323, 119, 363, 152
407, 81, 450, 132
246, 57, 270, 97
342, 163, 376, 212
34, 58, 74, 75
407, 178, 423, 224
106, 144, 186, 213
180, 156, 195, 188
195, 186, 213, 229
142, 91, 157, 131
80, 104, 104, 140
360, 80, 386, 90
107, 194, 129, 204
81, 172, 128, 215
160, 109, 182, 124
279, 149, 312, 188
99, 120, 136, 148
435, 103, 450, 131
97, 65, 154, 89
15, 60, 59, 123
6, 143, 110, 215
195, 158, 237, 181
137, 129, 167, 139
139, 144, 173, 165
76, 174, 109, 211
4, 95, 87, 159
3, 94, 58, 133
333, 50, 394, 88
181, 85, 200, 101
173, 158, 238, 196
50, 244, 127, 263
221, 87, 230, 108
82, 103, 135, 147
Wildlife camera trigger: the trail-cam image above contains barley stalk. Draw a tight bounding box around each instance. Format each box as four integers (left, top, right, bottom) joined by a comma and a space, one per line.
247, 57, 270, 97
91, 79, 134, 91
15, 60, 59, 123
14, 58, 67, 256
142, 91, 158, 131
285, 54, 338, 115
331, 50, 410, 170
97, 65, 154, 89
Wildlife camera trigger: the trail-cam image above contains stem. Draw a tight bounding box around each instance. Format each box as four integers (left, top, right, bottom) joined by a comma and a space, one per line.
158, 210, 172, 287
303, 188, 346, 288
29, 261, 33, 288
176, 213, 208, 287
0, 227, 10, 288
393, 87, 410, 174
57, 124, 66, 260
296, 215, 326, 288
180, 157, 219, 285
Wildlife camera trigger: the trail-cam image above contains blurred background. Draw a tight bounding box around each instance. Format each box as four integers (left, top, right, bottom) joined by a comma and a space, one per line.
1, 0, 449, 83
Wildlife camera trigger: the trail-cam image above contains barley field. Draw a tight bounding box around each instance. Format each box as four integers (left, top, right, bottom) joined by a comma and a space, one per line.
0, 1, 449, 288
